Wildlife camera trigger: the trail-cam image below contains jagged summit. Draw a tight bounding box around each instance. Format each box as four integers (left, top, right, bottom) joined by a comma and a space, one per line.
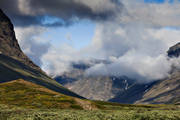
0, 9, 11, 22
168, 42, 180, 58
0, 9, 40, 71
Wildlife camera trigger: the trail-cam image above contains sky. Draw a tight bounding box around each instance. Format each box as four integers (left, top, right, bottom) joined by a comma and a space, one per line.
1, 0, 180, 83
145, 0, 168, 3
41, 21, 95, 50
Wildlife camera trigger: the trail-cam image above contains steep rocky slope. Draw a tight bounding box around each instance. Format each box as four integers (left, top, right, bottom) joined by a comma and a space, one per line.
136, 71, 180, 104
0, 9, 83, 99
0, 9, 40, 71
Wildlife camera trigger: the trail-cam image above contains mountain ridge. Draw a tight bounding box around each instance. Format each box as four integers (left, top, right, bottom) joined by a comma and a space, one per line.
0, 9, 41, 71
0, 8, 84, 99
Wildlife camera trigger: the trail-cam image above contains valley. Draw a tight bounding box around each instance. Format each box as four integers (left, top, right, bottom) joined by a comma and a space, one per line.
0, 1, 180, 119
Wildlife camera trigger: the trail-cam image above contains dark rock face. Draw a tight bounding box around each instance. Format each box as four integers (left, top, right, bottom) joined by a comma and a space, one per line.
109, 81, 157, 104
167, 43, 180, 58
0, 9, 40, 71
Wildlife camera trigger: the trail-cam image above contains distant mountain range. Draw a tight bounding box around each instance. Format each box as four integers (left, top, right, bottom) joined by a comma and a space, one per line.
55, 43, 180, 104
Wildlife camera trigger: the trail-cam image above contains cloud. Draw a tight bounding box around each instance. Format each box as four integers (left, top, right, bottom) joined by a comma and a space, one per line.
2, 0, 180, 27
84, 21, 180, 82
85, 54, 172, 83
15, 26, 50, 66
86, 22, 168, 58
79, 1, 180, 82
39, 21, 180, 82
8, 0, 180, 82
41, 44, 85, 76
0, 0, 123, 27
120, 0, 180, 27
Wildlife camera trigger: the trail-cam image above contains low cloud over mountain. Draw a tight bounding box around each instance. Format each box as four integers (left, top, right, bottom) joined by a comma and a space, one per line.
2, 0, 180, 82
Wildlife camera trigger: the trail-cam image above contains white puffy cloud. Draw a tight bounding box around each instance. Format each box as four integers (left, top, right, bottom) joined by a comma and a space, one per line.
13, 0, 180, 82
86, 53, 172, 83
15, 26, 50, 66
41, 44, 85, 76
84, 21, 180, 82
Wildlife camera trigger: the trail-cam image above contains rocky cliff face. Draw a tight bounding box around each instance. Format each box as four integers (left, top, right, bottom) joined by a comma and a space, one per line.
0, 9, 40, 71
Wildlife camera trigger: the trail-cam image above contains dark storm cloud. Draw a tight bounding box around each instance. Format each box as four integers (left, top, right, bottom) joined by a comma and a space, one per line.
0, 0, 123, 27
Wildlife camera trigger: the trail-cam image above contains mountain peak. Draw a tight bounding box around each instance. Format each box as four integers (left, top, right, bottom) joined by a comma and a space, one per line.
168, 42, 180, 58
0, 9, 10, 22
0, 9, 40, 71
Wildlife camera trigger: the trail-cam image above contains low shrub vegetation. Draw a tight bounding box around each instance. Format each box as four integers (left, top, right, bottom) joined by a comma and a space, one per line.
0, 104, 180, 120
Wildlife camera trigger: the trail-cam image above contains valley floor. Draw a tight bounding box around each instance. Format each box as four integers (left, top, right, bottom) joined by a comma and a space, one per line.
0, 104, 180, 120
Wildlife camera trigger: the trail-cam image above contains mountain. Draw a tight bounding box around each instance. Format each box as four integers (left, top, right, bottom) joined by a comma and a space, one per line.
0, 9, 83, 99
0, 9, 40, 71
168, 42, 180, 58
1, 7, 179, 105
55, 47, 180, 104
135, 43, 180, 104
135, 71, 180, 104
55, 62, 157, 103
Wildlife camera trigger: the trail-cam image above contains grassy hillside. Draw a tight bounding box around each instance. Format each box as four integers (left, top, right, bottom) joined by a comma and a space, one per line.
0, 54, 83, 99
0, 79, 180, 120
0, 79, 88, 109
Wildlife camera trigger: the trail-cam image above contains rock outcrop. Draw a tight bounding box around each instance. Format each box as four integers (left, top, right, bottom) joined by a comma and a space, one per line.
168, 42, 180, 58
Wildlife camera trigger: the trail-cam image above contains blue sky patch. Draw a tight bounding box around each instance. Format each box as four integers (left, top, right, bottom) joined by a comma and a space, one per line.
41, 20, 95, 50
144, 0, 176, 3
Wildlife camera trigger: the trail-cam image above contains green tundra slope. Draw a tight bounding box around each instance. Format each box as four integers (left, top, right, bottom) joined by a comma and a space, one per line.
0, 79, 95, 110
